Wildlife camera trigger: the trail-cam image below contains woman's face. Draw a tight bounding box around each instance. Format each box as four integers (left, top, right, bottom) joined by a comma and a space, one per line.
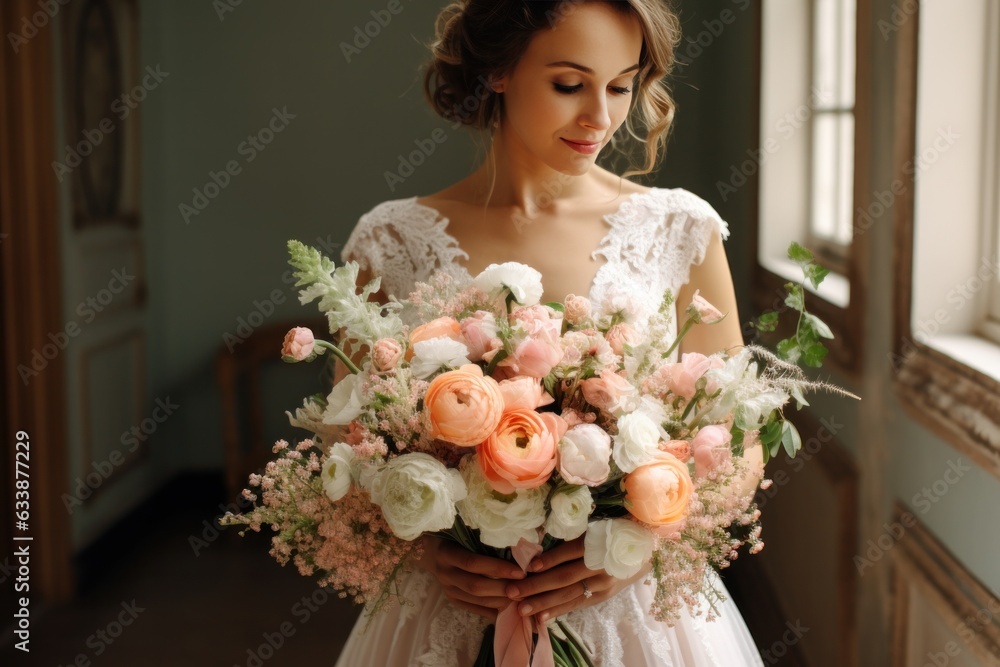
495, 2, 644, 176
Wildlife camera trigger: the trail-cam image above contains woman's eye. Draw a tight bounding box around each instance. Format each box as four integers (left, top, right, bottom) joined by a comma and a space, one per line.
553, 83, 583, 94
611, 86, 632, 95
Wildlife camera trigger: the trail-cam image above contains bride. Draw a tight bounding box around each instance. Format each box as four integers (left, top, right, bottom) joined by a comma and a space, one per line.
333, 1, 765, 664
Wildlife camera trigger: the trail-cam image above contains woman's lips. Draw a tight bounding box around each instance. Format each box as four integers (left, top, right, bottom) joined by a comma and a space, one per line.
561, 138, 601, 155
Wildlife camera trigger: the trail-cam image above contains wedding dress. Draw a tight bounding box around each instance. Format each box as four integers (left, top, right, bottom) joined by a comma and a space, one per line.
333, 187, 765, 667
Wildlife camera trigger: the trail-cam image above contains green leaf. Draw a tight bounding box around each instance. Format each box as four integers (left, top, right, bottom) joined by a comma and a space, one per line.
803, 342, 829, 367
545, 302, 565, 313
755, 311, 779, 333
781, 420, 802, 458
789, 385, 810, 409
787, 242, 814, 265
759, 419, 783, 446
776, 338, 801, 363
803, 313, 834, 339
805, 264, 830, 289
784, 284, 805, 312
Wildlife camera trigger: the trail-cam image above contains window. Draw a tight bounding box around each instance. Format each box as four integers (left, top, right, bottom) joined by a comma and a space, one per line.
755, 0, 867, 373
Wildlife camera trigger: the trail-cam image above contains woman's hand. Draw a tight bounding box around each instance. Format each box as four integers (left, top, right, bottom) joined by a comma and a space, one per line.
416, 534, 527, 623
502, 535, 652, 622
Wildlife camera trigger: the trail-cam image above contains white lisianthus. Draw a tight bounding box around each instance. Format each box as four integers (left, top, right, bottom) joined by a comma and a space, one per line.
320, 442, 355, 502
473, 262, 544, 306
365, 453, 467, 541
584, 518, 655, 579
612, 411, 662, 473
544, 485, 595, 540
409, 338, 471, 380
322, 373, 365, 425
457, 455, 548, 548
557, 424, 612, 486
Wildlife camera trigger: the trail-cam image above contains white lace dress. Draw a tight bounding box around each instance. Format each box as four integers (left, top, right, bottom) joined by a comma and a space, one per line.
333, 187, 765, 667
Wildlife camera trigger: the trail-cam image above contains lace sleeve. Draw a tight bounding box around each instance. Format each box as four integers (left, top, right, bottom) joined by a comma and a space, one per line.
656, 189, 731, 290
340, 200, 420, 299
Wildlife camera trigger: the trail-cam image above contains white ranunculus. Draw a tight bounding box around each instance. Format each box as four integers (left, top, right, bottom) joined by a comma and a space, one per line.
544, 485, 595, 540
612, 412, 662, 473
557, 424, 612, 486
473, 262, 544, 307
322, 373, 365, 425
409, 337, 471, 380
457, 455, 548, 548
584, 518, 655, 579
365, 453, 467, 541
320, 442, 355, 502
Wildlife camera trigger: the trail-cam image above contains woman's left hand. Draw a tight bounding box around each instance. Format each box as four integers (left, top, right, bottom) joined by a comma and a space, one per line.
503, 535, 652, 622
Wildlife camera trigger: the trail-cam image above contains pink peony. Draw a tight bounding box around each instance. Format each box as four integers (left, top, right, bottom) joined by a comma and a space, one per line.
512, 304, 561, 338
580, 369, 637, 414
557, 423, 612, 486
499, 335, 563, 378
605, 323, 639, 357
459, 311, 500, 362
659, 439, 691, 463
690, 424, 733, 477
563, 294, 592, 325
665, 352, 725, 400
281, 327, 315, 361
372, 338, 403, 371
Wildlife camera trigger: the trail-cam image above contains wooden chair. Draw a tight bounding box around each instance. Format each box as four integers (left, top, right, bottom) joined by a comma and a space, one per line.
215, 317, 329, 503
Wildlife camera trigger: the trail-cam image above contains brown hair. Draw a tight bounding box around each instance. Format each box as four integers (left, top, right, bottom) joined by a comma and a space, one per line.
423, 0, 683, 177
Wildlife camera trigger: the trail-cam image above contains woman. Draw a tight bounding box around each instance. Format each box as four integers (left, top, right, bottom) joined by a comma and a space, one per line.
334, 1, 764, 664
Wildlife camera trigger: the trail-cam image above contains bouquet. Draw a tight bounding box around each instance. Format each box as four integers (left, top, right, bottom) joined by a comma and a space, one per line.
221, 240, 858, 666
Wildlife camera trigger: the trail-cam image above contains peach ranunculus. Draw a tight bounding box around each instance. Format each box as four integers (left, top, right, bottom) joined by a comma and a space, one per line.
478, 409, 568, 493
497, 376, 555, 412
405, 316, 464, 361
459, 311, 501, 362
423, 364, 504, 447
580, 369, 637, 415
372, 338, 403, 371
281, 327, 315, 361
690, 424, 733, 477
605, 323, 639, 357
665, 352, 726, 400
623, 454, 693, 528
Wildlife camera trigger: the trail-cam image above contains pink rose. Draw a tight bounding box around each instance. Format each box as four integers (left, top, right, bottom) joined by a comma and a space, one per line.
281, 327, 315, 361
690, 424, 733, 477
557, 423, 612, 486
512, 304, 561, 338
478, 410, 567, 493
460, 311, 500, 362
689, 290, 725, 324
605, 323, 639, 357
497, 376, 555, 412
659, 439, 691, 463
499, 336, 563, 378
665, 352, 725, 400
563, 294, 592, 325
580, 369, 637, 415
372, 338, 403, 371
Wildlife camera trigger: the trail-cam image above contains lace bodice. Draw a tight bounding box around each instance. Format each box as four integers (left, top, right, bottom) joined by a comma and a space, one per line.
340, 187, 730, 325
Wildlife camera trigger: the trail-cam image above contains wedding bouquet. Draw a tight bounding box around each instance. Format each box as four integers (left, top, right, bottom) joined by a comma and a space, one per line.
221, 240, 857, 666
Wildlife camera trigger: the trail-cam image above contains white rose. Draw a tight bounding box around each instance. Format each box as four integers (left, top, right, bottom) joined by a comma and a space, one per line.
473, 262, 544, 306
320, 442, 355, 502
365, 453, 467, 541
457, 455, 548, 548
544, 485, 595, 540
612, 412, 662, 473
322, 373, 365, 425
557, 424, 612, 486
584, 518, 655, 579
409, 337, 471, 380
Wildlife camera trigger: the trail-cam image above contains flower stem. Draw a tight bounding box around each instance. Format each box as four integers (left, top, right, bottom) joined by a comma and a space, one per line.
315, 339, 361, 375
662, 318, 696, 360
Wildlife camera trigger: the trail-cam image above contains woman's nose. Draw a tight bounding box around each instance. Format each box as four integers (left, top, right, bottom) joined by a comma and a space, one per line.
578, 93, 611, 132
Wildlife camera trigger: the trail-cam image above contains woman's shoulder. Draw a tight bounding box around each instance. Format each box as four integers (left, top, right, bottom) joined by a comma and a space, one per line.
341, 196, 432, 264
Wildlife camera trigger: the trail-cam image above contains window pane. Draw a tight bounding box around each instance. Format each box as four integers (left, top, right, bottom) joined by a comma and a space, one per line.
811, 112, 837, 239
813, 0, 838, 109
837, 113, 855, 245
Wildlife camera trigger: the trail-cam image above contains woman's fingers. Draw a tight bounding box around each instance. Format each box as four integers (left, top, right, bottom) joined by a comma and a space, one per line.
527, 535, 586, 573
437, 541, 526, 579
505, 559, 594, 601
440, 565, 511, 600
